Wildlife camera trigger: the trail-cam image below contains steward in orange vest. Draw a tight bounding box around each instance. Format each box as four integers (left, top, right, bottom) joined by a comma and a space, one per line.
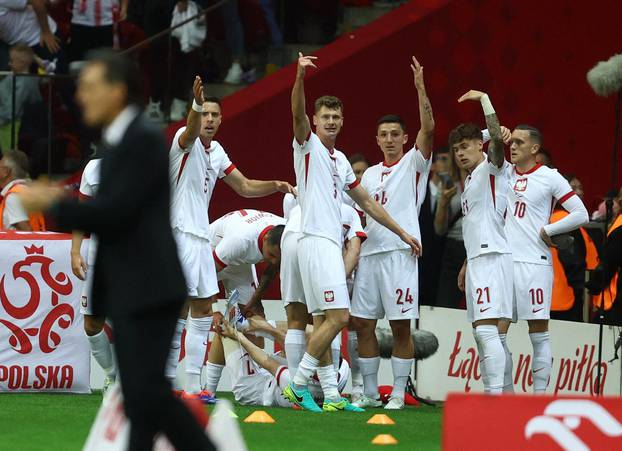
0, 179, 46, 231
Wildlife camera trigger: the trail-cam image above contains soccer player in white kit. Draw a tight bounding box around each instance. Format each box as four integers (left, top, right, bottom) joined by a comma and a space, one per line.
454, 90, 512, 394
70, 157, 117, 393
282, 53, 420, 412
167, 77, 294, 401
352, 56, 434, 410
201, 208, 285, 393
498, 125, 588, 393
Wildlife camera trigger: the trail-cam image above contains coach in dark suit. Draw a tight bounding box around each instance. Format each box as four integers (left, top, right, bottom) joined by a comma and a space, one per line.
19, 50, 214, 451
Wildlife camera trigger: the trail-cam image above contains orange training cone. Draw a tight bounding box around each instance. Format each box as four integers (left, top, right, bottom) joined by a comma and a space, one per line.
367, 414, 395, 425
371, 434, 398, 445
243, 410, 275, 423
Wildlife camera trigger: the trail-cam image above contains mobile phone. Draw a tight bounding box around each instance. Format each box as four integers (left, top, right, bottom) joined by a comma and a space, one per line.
439, 172, 454, 189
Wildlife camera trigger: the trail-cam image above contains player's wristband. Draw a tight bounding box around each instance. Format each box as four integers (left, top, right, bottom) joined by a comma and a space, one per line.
480, 94, 495, 116
192, 99, 203, 113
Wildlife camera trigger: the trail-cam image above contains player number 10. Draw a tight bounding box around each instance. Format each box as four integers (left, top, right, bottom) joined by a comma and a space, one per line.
513, 201, 526, 218
529, 288, 544, 305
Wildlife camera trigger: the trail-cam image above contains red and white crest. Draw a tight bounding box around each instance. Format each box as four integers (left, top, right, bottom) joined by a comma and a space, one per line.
324, 291, 335, 303
514, 178, 528, 192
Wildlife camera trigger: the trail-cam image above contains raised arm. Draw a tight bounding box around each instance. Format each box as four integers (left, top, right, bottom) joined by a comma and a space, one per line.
411, 56, 434, 159
347, 184, 422, 256
223, 168, 295, 198
292, 53, 315, 144
458, 90, 505, 168
178, 76, 205, 149
241, 263, 279, 316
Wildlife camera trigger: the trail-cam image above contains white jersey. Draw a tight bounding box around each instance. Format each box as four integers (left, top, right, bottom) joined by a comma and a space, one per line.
79, 159, 101, 264
461, 157, 511, 260
72, 0, 118, 27
169, 127, 235, 240
359, 147, 431, 257
505, 164, 575, 265
209, 209, 285, 268
293, 132, 358, 246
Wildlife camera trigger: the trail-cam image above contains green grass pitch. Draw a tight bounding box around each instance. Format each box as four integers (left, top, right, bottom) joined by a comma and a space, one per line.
0, 393, 443, 451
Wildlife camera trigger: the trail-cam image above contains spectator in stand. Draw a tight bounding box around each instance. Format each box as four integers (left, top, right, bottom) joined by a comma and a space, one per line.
535, 147, 553, 167
69, 0, 128, 63
592, 188, 621, 222
550, 175, 598, 322
0, 149, 45, 230
0, 44, 42, 150
348, 153, 369, 182
0, 0, 66, 72
432, 147, 467, 308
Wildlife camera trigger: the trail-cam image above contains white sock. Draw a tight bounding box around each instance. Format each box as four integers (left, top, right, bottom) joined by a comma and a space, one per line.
473, 328, 490, 393
499, 333, 514, 393
317, 364, 341, 403
331, 334, 341, 371
359, 356, 380, 398
474, 325, 505, 394
165, 319, 185, 381
293, 352, 319, 388
347, 332, 363, 388
184, 315, 213, 394
203, 362, 224, 394
86, 330, 116, 377
530, 332, 552, 394
285, 329, 306, 377
390, 356, 413, 399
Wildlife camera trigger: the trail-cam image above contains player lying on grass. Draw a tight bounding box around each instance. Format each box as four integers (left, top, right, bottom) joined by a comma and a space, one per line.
213, 317, 349, 408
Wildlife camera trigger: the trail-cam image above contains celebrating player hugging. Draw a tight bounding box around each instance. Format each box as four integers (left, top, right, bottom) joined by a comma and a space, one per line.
155, 55, 587, 415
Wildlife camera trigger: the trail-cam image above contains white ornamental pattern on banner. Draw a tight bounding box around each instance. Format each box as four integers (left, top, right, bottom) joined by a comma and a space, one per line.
0, 234, 90, 393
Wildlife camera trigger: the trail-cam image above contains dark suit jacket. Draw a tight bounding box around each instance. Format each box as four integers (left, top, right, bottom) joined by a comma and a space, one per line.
52, 113, 186, 316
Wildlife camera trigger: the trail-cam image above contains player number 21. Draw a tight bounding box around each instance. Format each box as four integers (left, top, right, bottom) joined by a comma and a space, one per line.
396, 288, 413, 305
476, 287, 491, 304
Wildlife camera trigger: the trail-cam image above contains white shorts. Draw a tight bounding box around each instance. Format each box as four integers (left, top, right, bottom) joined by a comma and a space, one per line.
298, 235, 349, 315
218, 264, 258, 306
351, 250, 419, 321
79, 264, 95, 315
280, 231, 306, 307
173, 230, 219, 299
466, 253, 513, 323
513, 262, 553, 320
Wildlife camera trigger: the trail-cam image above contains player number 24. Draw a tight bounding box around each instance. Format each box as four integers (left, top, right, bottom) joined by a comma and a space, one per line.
396, 288, 414, 305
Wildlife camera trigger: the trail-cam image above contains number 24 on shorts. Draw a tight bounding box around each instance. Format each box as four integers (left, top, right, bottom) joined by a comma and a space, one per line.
396, 288, 414, 305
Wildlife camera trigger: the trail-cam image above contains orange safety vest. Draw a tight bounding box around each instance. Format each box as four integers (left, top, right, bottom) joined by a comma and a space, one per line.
593, 214, 622, 311
0, 182, 46, 231
550, 209, 599, 311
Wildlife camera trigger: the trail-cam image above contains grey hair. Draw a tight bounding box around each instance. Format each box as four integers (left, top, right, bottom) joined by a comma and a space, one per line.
2, 149, 29, 179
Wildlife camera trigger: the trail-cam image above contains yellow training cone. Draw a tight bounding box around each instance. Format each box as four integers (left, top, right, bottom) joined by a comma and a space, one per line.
371, 434, 398, 445
243, 410, 275, 423
367, 414, 395, 425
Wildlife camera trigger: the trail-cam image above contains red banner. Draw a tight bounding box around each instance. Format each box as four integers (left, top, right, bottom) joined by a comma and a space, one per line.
443, 393, 622, 450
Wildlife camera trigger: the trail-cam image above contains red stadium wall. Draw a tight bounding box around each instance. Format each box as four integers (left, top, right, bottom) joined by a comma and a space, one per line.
208, 0, 622, 220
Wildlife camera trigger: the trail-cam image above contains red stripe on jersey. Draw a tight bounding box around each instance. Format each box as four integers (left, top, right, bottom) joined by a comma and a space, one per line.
224, 164, 236, 176
558, 191, 576, 204
382, 156, 403, 168
94, 0, 101, 26
348, 179, 360, 190
489, 174, 496, 208
415, 171, 421, 204
257, 225, 275, 254
550, 197, 556, 214
176, 153, 190, 185
239, 209, 248, 216
355, 231, 367, 243
515, 163, 542, 176
212, 251, 227, 269
342, 224, 351, 230
304, 153, 310, 187
276, 366, 287, 387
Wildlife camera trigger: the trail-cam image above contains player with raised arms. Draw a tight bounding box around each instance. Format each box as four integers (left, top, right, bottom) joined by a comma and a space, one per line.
167, 76, 294, 401
352, 56, 434, 410
453, 90, 511, 394
282, 53, 420, 412
498, 125, 588, 393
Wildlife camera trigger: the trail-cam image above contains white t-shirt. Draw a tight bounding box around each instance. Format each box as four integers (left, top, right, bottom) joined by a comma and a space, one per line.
461, 157, 511, 260
169, 127, 235, 240
72, 0, 118, 27
0, 0, 57, 46
79, 159, 101, 263
505, 163, 575, 265
358, 147, 431, 257
1, 179, 28, 229
209, 209, 285, 268
293, 132, 358, 246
